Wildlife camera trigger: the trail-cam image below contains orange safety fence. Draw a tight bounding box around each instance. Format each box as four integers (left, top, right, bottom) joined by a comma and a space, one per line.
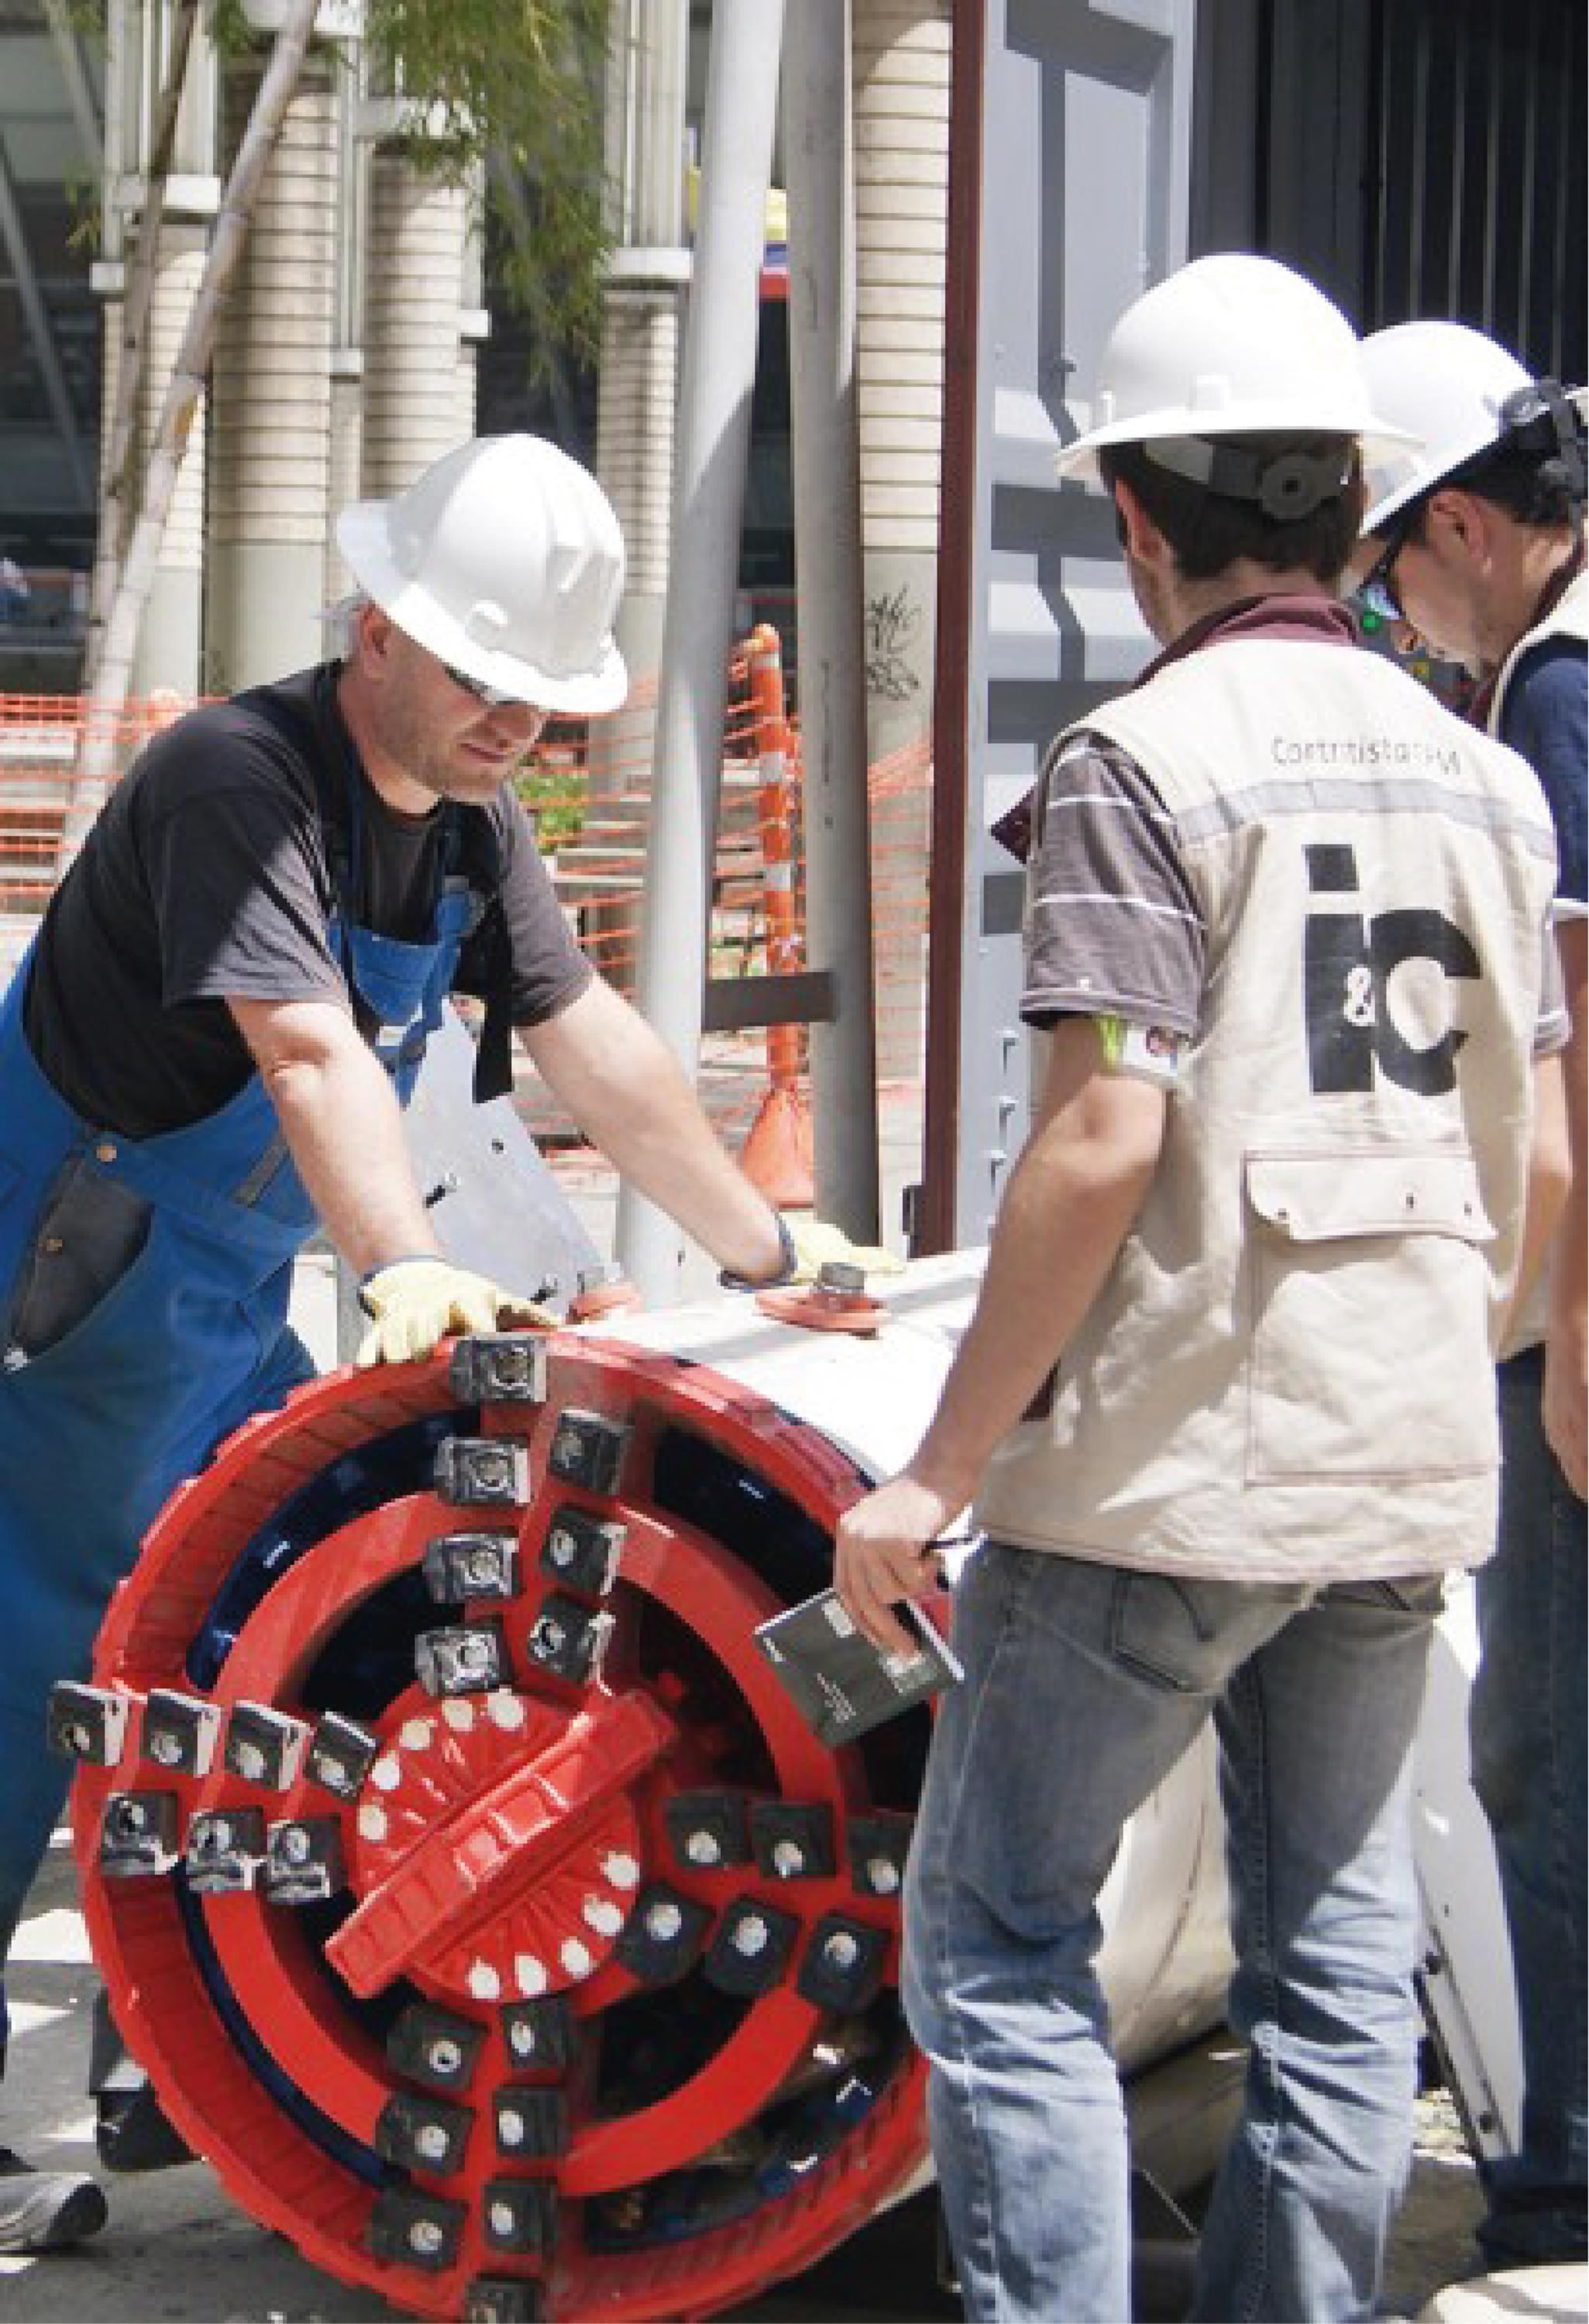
0, 645, 931, 1189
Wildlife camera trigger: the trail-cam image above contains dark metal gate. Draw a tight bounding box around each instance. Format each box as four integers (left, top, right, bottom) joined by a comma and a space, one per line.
1192, 0, 1587, 380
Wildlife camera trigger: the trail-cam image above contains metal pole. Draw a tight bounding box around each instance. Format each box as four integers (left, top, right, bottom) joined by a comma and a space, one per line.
615, 0, 786, 1304
0, 136, 93, 508
42, 0, 103, 173
781, 0, 882, 1238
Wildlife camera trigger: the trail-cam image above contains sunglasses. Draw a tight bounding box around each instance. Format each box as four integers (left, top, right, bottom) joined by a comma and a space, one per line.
1357, 515, 1416, 626
440, 658, 542, 716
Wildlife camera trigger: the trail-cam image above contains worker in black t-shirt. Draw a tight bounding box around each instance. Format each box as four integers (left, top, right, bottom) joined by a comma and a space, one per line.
0, 435, 851, 2254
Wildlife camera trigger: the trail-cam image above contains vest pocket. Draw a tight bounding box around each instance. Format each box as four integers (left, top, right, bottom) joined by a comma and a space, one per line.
1243, 1147, 1496, 1483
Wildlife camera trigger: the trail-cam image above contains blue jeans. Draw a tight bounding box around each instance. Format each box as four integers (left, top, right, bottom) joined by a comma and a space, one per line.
903, 1543, 1440, 2324
1470, 1353, 1587, 2264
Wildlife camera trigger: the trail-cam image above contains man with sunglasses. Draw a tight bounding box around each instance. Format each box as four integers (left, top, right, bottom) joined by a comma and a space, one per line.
834, 258, 1568, 2323
1354, 324, 1587, 2277
0, 433, 845, 2250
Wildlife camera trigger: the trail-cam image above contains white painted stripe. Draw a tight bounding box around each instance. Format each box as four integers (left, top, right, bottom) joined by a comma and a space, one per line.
8, 1906, 92, 1965
1040, 789, 1175, 822
4, 2000, 70, 2039
1030, 889, 1202, 924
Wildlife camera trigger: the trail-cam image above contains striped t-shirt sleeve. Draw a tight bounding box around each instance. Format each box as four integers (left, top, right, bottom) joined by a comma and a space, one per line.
1020, 734, 1206, 1035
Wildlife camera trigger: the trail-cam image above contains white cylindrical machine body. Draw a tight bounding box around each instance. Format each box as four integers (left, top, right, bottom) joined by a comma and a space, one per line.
579, 1248, 1236, 2074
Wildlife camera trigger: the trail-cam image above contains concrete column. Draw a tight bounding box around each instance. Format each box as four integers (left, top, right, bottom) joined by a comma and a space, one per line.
325, 353, 363, 600
129, 217, 208, 695
852, 0, 949, 1078
455, 166, 486, 446
205, 49, 338, 689
853, 0, 948, 741
597, 284, 681, 684
361, 146, 469, 497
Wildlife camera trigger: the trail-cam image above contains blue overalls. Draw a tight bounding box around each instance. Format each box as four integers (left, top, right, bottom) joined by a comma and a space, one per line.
0, 756, 474, 2022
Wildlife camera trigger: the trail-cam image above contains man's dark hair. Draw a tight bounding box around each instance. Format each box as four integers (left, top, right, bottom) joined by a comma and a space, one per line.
1391, 383, 1586, 543
1404, 448, 1580, 536
1099, 434, 1365, 583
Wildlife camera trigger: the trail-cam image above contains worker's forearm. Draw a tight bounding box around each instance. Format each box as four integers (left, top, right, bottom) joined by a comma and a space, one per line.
525, 981, 786, 1281
1513, 1051, 1571, 1321
903, 1023, 1166, 1509
583, 1067, 782, 1274
906, 1121, 1159, 1510
261, 1038, 439, 1278
1543, 923, 1587, 1493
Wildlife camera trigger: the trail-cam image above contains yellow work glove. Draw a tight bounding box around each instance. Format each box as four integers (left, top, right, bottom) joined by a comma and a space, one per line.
785, 1219, 906, 1285
355, 1257, 559, 1368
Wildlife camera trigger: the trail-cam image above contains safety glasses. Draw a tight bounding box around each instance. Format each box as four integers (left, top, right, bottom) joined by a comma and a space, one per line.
440, 657, 540, 716
1357, 514, 1415, 627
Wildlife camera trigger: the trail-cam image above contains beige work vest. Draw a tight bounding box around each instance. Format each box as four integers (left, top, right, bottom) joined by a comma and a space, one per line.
1488, 563, 1587, 1357
977, 636, 1560, 1583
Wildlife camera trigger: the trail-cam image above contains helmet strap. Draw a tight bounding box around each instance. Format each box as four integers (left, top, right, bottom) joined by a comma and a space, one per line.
1142, 435, 1353, 521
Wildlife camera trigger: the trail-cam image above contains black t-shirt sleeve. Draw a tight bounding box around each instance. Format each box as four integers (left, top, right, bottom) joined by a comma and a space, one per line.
24, 686, 358, 1138
146, 756, 352, 1015
455, 789, 594, 1026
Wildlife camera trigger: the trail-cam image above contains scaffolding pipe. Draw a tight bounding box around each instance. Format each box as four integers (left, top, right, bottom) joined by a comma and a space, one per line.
782, 0, 882, 1238
615, 0, 786, 1304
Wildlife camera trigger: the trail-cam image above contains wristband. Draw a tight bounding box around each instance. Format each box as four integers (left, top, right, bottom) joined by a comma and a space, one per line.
719, 1212, 798, 1291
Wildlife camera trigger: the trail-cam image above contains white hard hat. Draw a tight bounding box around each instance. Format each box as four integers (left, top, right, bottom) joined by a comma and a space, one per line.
337, 435, 628, 714
1358, 321, 1589, 533
1056, 254, 1416, 482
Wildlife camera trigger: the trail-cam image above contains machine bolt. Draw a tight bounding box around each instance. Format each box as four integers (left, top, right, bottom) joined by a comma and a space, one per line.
415, 2123, 451, 2164
497, 2108, 525, 2148
277, 1827, 312, 1865
548, 1528, 576, 1569
686, 1829, 722, 1866
409, 2219, 445, 2257
119, 1802, 147, 1832
234, 1741, 266, 1780
150, 1732, 181, 1765
489, 2200, 516, 2237
731, 1914, 769, 1958
816, 1260, 866, 1295
645, 1899, 683, 1943
772, 1840, 805, 1878
866, 1856, 901, 1895
428, 2038, 463, 2077
63, 1722, 92, 1756
823, 1930, 860, 1972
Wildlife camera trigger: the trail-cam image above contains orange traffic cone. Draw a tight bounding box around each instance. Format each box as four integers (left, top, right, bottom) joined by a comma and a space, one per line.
739, 1082, 815, 1208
